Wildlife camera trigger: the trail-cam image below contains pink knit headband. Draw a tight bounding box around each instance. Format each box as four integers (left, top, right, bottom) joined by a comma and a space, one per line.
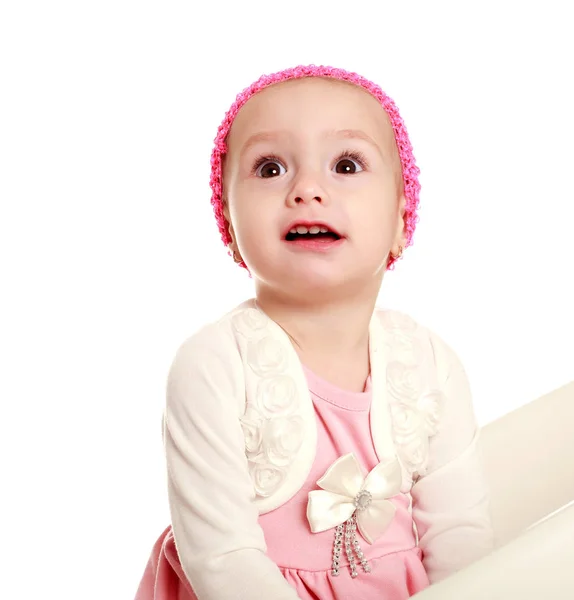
209, 64, 420, 270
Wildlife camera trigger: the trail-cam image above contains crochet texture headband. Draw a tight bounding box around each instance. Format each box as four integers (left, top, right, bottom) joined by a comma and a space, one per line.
209, 64, 420, 271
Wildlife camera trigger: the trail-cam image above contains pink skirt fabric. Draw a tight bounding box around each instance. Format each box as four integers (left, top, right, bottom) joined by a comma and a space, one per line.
135, 525, 428, 600
282, 549, 427, 599
135, 526, 195, 600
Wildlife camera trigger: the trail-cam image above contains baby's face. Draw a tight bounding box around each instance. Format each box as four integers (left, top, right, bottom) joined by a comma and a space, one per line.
223, 77, 405, 298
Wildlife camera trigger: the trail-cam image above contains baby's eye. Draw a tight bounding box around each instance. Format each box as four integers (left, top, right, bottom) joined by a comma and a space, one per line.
334, 155, 364, 174
253, 151, 367, 178
255, 158, 286, 178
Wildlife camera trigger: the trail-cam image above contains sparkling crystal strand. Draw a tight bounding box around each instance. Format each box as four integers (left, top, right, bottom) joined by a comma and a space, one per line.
332, 524, 344, 576
349, 516, 371, 575
341, 517, 356, 577
357, 546, 371, 574
344, 519, 355, 576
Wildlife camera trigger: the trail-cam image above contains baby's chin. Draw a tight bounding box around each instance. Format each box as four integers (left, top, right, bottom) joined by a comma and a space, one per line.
255, 261, 381, 302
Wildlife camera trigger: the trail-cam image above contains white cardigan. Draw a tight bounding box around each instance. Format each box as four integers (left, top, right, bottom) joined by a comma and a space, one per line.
163, 300, 494, 599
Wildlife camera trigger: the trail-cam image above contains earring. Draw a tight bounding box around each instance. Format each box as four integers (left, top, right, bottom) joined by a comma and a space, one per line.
392, 245, 404, 260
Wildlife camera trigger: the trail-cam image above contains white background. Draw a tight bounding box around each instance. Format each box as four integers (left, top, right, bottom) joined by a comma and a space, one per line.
1, 1, 572, 598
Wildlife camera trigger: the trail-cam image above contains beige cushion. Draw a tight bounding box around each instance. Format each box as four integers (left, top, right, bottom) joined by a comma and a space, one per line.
413, 379, 574, 597
481, 379, 574, 546
413, 501, 574, 598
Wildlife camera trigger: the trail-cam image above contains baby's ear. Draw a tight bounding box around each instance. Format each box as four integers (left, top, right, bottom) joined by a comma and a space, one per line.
222, 200, 232, 227
223, 208, 243, 264
396, 193, 407, 239
222, 202, 238, 250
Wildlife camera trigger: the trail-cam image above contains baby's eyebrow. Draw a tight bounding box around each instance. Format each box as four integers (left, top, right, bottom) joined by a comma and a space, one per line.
240, 130, 291, 155
239, 128, 384, 158
329, 129, 383, 157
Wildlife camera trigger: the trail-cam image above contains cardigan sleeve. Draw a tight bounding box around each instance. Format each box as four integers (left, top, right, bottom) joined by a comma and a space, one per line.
410, 330, 495, 583
163, 324, 301, 599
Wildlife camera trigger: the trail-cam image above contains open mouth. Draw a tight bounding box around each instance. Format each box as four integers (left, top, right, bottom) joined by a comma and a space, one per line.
284, 224, 342, 242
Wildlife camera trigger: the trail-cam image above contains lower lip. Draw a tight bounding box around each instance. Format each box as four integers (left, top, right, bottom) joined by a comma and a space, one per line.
284, 237, 345, 252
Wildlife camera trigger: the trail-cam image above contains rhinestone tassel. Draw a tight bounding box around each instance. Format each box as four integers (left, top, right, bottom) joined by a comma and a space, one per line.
331, 523, 344, 576
344, 516, 358, 578
331, 514, 371, 577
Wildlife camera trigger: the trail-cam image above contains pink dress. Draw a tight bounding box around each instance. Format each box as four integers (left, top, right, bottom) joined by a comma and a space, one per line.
135, 367, 430, 599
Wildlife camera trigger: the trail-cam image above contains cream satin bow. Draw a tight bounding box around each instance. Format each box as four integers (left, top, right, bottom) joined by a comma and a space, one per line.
307, 453, 402, 544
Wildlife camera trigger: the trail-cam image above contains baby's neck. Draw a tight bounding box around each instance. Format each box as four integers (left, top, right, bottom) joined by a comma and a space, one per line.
255, 290, 376, 393
301, 342, 371, 393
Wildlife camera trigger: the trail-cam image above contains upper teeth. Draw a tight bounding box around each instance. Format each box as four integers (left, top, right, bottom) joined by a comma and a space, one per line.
290, 226, 329, 234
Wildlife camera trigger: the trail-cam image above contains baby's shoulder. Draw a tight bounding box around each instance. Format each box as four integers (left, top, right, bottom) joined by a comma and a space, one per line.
374, 307, 461, 376
170, 301, 256, 367
375, 306, 434, 342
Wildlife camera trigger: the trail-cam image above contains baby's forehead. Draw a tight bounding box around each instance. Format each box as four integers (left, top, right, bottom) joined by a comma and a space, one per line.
226, 76, 396, 152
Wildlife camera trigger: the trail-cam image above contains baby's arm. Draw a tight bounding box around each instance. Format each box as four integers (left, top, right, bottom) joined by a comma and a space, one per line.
411, 331, 495, 583
163, 326, 300, 599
